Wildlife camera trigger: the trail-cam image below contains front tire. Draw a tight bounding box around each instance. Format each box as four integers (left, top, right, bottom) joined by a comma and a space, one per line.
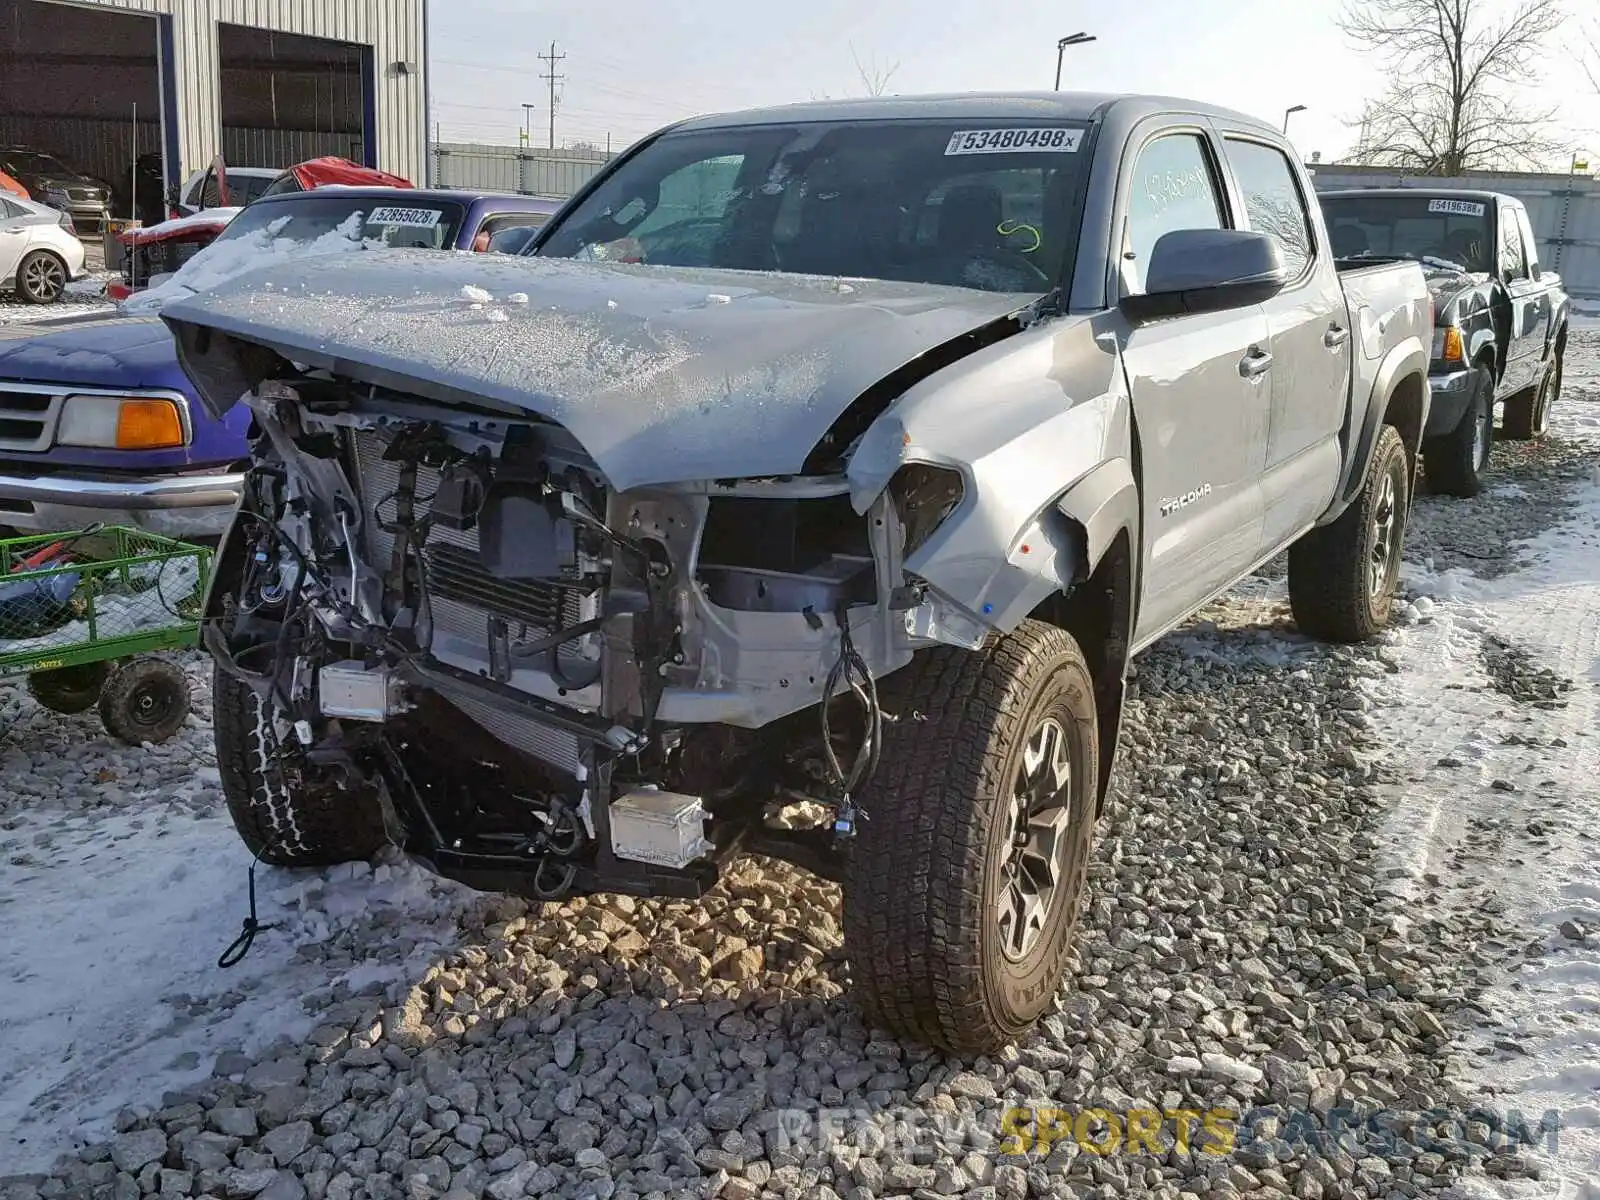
1423, 364, 1493, 497
15, 250, 67, 304
843, 620, 1099, 1055
213, 665, 389, 866
1289, 424, 1410, 643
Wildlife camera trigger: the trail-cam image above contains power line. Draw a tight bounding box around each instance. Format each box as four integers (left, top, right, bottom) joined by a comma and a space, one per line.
538, 41, 566, 151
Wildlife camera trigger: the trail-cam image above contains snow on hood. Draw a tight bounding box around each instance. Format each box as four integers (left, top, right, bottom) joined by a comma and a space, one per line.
161, 251, 1039, 491
121, 207, 243, 245
120, 212, 371, 317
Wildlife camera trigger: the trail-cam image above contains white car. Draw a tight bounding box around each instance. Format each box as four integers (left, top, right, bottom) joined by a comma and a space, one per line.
0, 192, 87, 304
175, 166, 279, 216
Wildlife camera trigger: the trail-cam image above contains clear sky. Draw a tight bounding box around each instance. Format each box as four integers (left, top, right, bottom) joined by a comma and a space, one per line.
429, 0, 1600, 169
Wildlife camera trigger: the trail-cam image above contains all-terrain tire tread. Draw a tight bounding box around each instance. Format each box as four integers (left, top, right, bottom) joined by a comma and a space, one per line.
213, 664, 388, 867
1288, 424, 1409, 644
842, 620, 1096, 1055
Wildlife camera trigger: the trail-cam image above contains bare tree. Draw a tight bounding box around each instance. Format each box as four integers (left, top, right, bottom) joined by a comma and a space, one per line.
850, 44, 900, 97
1582, 18, 1600, 94
1341, 0, 1566, 174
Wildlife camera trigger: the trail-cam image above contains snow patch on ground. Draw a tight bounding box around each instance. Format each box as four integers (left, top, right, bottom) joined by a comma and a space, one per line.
0, 800, 476, 1172
1373, 331, 1600, 1195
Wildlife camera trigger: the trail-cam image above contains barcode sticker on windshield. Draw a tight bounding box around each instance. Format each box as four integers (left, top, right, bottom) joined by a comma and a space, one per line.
367, 206, 442, 227
945, 128, 1083, 155
1428, 198, 1486, 217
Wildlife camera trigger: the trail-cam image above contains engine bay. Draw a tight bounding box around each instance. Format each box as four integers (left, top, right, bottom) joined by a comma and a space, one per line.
205, 371, 970, 898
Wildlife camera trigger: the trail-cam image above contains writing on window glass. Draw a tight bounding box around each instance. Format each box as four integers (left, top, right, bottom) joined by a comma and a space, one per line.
1142, 166, 1209, 216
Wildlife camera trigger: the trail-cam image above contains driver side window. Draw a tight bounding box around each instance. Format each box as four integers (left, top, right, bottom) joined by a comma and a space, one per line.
1122, 133, 1227, 295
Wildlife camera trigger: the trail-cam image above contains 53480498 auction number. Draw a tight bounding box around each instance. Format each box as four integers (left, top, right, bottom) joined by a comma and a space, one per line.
945, 128, 1084, 155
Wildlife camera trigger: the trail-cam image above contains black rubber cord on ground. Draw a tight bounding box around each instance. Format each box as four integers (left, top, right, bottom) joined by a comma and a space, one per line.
217, 844, 277, 968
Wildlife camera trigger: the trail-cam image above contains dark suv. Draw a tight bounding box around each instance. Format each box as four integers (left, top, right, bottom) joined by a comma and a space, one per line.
0, 147, 111, 233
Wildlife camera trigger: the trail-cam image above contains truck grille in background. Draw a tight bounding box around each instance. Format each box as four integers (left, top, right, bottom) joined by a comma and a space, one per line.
0, 388, 63, 453
347, 428, 589, 771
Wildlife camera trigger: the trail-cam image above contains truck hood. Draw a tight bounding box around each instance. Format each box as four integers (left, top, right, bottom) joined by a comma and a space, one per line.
162, 251, 1039, 491
1421, 266, 1490, 316
0, 313, 186, 390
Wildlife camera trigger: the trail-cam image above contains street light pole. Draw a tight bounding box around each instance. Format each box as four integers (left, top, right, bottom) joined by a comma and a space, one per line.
521, 103, 537, 148
1054, 32, 1097, 91
1283, 104, 1307, 136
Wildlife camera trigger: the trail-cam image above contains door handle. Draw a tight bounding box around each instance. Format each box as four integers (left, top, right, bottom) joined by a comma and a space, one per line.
1324, 324, 1350, 349
1239, 348, 1273, 378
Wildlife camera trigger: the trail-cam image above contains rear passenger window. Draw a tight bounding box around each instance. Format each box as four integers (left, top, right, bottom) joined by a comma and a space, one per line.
1224, 138, 1314, 278
1123, 134, 1226, 295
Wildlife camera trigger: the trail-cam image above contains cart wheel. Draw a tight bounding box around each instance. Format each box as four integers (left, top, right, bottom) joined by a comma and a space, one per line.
28, 662, 111, 715
98, 656, 191, 746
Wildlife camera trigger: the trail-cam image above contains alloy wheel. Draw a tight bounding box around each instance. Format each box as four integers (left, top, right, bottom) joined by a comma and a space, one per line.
21, 254, 64, 302
996, 716, 1079, 962
1368, 470, 1399, 601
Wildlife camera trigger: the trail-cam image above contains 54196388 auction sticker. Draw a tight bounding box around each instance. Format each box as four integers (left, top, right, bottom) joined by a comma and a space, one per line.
945, 128, 1084, 155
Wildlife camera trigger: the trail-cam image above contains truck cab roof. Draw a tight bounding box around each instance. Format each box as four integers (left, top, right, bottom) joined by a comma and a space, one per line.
672, 91, 1277, 138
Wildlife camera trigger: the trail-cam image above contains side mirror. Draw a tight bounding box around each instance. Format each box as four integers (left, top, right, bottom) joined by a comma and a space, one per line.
1121, 228, 1288, 321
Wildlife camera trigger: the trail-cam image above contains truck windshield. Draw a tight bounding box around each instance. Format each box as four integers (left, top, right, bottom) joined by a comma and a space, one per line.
1320, 194, 1492, 274
214, 195, 468, 250
536, 119, 1092, 294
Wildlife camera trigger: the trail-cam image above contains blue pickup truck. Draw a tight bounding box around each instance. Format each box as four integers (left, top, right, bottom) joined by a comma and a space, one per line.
0, 187, 562, 537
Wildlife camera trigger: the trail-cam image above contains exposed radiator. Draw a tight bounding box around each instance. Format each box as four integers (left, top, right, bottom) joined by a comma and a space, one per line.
347, 428, 591, 772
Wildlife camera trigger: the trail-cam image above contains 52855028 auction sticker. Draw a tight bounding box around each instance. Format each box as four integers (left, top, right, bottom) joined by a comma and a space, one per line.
367, 206, 443, 227
945, 128, 1084, 155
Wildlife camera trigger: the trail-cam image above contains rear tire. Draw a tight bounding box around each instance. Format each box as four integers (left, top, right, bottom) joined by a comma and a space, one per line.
213, 664, 389, 866
1289, 424, 1409, 644
843, 620, 1099, 1055
98, 656, 190, 745
27, 661, 109, 714
15, 250, 67, 304
1423, 364, 1493, 497
1503, 355, 1557, 440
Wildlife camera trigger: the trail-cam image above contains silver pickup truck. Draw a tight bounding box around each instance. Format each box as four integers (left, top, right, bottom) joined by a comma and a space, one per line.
163, 92, 1430, 1054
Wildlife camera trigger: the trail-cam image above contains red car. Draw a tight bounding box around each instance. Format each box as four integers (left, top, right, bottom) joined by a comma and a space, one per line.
110, 157, 413, 298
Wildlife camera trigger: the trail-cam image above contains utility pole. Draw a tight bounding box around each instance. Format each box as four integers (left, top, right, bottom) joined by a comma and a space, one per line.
539, 42, 566, 150
521, 103, 537, 148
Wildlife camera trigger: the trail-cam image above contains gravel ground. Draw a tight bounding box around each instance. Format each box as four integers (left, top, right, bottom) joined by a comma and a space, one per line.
0, 332, 1596, 1200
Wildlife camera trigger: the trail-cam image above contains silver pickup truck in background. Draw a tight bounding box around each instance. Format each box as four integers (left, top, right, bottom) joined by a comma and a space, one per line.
163, 92, 1431, 1054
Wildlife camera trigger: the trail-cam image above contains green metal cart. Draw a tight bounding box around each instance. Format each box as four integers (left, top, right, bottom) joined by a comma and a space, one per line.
0, 526, 213, 745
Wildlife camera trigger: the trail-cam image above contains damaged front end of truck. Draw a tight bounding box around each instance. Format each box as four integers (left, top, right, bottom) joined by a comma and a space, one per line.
161, 251, 1080, 902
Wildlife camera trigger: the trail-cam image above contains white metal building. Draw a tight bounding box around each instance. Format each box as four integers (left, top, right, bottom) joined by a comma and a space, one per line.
0, 0, 427, 205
